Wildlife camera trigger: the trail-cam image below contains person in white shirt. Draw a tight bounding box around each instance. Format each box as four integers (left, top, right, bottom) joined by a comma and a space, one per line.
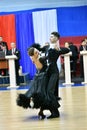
9, 42, 21, 85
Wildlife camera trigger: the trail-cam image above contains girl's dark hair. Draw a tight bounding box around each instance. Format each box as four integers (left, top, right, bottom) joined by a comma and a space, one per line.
30, 43, 41, 51
27, 47, 34, 56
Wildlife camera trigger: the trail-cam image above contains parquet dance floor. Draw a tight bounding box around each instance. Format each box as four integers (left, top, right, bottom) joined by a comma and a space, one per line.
0, 85, 87, 130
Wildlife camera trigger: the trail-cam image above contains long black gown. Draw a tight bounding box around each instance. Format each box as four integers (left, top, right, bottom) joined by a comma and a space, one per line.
16, 56, 49, 109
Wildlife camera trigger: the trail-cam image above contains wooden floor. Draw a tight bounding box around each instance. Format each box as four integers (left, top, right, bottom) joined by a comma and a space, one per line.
0, 85, 87, 130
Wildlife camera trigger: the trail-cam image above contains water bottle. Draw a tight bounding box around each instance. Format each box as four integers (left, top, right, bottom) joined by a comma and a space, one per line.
18, 66, 22, 76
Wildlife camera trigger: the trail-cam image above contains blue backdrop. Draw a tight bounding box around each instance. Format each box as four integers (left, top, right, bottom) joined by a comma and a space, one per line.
15, 12, 36, 78
0, 5, 87, 78
57, 6, 87, 36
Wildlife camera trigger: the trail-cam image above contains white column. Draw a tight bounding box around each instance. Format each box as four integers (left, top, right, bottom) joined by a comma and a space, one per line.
5, 55, 18, 88
80, 51, 87, 85
62, 52, 74, 86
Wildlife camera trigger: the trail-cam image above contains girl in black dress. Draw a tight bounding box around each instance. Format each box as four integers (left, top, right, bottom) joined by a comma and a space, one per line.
16, 47, 49, 119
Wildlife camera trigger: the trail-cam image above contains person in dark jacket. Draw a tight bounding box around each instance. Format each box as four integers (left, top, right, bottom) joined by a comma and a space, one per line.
79, 40, 87, 78
8, 42, 21, 85
69, 42, 79, 77
0, 36, 9, 76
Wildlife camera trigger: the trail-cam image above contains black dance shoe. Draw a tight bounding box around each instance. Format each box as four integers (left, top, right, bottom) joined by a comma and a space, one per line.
38, 111, 46, 120
47, 110, 60, 119
47, 114, 60, 119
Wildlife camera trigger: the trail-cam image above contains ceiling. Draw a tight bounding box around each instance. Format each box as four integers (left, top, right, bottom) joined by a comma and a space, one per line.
0, 0, 87, 12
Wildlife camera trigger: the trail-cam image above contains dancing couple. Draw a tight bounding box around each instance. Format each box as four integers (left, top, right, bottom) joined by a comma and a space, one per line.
16, 32, 70, 119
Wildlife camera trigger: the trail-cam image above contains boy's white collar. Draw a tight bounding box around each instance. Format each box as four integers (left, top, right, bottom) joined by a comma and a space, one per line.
50, 43, 55, 49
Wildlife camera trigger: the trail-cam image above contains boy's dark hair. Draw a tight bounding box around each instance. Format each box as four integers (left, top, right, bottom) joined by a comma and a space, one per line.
51, 31, 60, 39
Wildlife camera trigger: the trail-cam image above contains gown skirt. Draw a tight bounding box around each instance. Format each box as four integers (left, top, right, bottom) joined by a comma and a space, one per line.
16, 71, 60, 110
16, 72, 49, 109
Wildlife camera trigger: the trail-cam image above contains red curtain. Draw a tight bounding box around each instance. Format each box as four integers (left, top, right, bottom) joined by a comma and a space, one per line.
0, 14, 16, 49
60, 36, 87, 48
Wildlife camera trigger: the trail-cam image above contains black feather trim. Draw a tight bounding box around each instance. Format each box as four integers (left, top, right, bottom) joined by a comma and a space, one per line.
16, 94, 30, 109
